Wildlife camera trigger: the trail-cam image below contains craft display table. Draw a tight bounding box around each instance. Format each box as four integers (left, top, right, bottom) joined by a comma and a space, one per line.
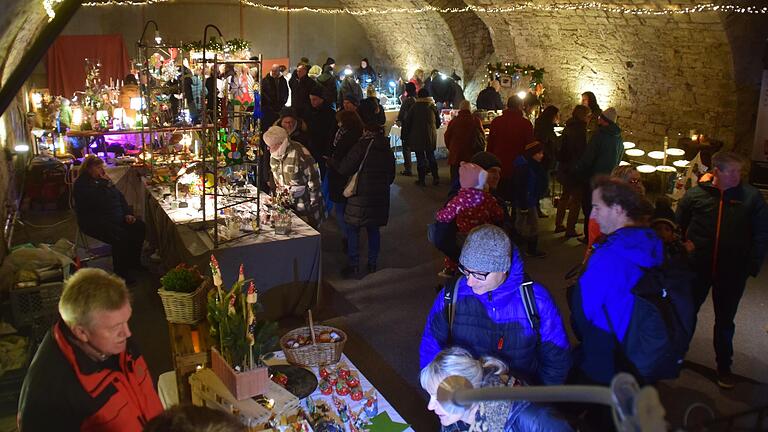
142, 182, 321, 320
157, 351, 413, 431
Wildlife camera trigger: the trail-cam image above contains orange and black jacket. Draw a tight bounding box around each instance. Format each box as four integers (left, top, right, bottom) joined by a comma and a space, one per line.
18, 321, 163, 432
676, 180, 768, 276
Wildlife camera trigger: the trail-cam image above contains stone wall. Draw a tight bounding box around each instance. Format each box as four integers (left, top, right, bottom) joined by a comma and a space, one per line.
471, 4, 737, 153
340, 0, 463, 83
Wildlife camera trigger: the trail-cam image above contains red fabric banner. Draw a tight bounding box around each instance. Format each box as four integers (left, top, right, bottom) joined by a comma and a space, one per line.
47, 34, 130, 98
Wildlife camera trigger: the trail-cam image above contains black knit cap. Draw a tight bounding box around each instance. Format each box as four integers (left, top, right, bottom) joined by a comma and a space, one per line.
470, 151, 501, 170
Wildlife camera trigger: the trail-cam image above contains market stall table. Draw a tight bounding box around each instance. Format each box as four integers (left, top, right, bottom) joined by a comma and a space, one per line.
143, 181, 321, 320
157, 351, 413, 431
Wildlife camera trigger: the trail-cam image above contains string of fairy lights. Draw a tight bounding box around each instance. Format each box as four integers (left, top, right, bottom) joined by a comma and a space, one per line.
54, 1, 767, 17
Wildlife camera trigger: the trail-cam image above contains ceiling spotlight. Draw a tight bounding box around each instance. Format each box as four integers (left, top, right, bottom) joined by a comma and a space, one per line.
656, 165, 676, 173
619, 160, 630, 166
673, 159, 690, 168
636, 164, 657, 174
647, 151, 665, 160
665, 148, 685, 156
623, 141, 636, 149
625, 148, 645, 157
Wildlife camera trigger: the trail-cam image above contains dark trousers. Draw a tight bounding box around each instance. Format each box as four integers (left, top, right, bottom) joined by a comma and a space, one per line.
85, 220, 146, 277
449, 164, 460, 187
555, 183, 582, 232
401, 142, 413, 173
415, 150, 438, 181
347, 225, 381, 267
690, 263, 749, 372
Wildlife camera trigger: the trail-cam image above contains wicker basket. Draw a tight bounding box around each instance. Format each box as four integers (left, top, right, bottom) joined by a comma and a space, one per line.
157, 277, 210, 324
280, 325, 346, 367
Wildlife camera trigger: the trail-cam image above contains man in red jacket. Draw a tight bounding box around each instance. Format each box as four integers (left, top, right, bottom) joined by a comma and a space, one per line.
486, 96, 534, 200
18, 268, 163, 431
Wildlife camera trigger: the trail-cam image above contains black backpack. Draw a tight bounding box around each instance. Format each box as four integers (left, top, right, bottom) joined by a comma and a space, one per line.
603, 263, 696, 383
443, 274, 540, 345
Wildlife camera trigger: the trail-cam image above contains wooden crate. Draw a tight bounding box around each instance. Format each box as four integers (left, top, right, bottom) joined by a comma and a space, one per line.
168, 321, 212, 403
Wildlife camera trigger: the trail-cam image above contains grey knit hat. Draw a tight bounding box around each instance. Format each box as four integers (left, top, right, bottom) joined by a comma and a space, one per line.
459, 224, 511, 273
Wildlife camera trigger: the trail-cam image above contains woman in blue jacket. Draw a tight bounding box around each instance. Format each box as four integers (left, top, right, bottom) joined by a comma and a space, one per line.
420, 224, 571, 385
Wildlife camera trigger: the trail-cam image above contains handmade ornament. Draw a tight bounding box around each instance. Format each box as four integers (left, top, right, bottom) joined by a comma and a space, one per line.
338, 367, 350, 380
350, 388, 363, 401
350, 409, 368, 432
246, 281, 258, 304
210, 254, 223, 290
332, 396, 349, 423
319, 380, 333, 395
319, 367, 331, 380
335, 382, 349, 396
305, 396, 316, 415
238, 264, 245, 283
346, 376, 360, 388
364, 392, 378, 418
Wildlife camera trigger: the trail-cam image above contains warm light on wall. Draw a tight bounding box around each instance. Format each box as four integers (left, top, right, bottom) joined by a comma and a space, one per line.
577, 76, 613, 108
406, 63, 421, 81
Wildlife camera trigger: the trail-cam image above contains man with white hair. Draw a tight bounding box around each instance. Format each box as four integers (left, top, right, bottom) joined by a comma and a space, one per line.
18, 268, 162, 431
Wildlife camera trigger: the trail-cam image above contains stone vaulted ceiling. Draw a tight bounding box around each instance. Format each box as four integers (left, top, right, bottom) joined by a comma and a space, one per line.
1, 0, 767, 153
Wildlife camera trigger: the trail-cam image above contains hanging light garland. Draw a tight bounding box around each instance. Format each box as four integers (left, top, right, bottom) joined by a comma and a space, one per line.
43, 0, 64, 20
78, 1, 768, 15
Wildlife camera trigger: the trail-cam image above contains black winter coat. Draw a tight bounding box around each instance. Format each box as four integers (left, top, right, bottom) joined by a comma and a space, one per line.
676, 180, 768, 276
306, 104, 338, 163
73, 173, 131, 228
290, 75, 316, 121
556, 118, 587, 186
476, 87, 504, 111
403, 98, 440, 152
335, 128, 395, 227
327, 126, 363, 203
261, 74, 288, 113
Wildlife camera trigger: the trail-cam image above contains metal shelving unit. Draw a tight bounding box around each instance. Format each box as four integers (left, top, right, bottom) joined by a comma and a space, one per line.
200, 53, 263, 247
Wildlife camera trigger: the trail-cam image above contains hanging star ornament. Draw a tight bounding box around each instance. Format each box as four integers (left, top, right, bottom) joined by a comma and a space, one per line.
364, 412, 409, 432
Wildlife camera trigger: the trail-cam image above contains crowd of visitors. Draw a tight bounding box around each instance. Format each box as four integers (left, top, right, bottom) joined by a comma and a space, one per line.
43, 52, 768, 432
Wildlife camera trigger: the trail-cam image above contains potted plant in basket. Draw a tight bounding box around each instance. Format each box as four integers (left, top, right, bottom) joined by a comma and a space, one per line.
157, 264, 209, 324
207, 255, 278, 400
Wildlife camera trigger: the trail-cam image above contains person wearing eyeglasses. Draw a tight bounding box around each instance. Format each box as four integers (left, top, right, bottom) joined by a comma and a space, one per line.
419, 224, 571, 385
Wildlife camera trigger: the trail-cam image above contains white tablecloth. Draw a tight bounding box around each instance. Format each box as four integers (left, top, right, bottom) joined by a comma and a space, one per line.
388, 124, 446, 150
157, 352, 413, 431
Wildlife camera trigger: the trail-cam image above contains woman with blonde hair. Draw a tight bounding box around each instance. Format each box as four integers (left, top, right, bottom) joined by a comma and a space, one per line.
420, 347, 572, 431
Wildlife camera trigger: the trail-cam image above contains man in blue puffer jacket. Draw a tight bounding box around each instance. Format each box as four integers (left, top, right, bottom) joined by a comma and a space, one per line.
420, 224, 572, 385
571, 177, 662, 384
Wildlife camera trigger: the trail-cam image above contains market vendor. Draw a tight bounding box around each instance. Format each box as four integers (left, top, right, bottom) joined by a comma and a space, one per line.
263, 125, 324, 228
73, 155, 145, 283
18, 268, 163, 431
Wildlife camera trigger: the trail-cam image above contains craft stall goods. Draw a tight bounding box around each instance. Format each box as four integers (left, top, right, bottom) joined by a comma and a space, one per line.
162, 258, 410, 431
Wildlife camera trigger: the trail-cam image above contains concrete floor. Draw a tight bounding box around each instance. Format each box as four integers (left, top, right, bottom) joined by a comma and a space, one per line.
5, 160, 768, 431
